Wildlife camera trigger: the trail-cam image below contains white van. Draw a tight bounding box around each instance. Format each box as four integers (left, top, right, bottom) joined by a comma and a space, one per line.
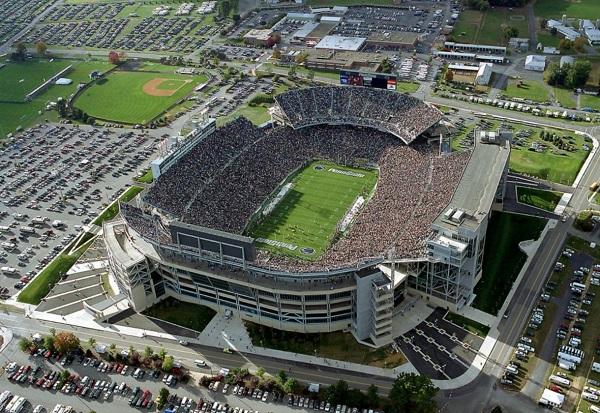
1, 267, 17, 275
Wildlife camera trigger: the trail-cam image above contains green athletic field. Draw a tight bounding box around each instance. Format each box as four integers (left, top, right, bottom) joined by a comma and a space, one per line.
247, 161, 378, 260
534, 0, 598, 19
0, 59, 71, 102
74, 70, 207, 124
0, 59, 114, 139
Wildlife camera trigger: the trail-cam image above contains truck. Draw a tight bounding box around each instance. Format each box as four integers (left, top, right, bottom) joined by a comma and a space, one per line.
549, 375, 571, 388
19, 226, 36, 234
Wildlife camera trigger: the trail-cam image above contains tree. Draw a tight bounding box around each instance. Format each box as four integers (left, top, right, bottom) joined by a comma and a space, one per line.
500, 24, 518, 42
43, 335, 55, 352
282, 377, 297, 394
158, 348, 167, 360
162, 355, 174, 373
380, 57, 392, 74
366, 384, 379, 407
566, 60, 592, 88
575, 211, 595, 231
540, 19, 548, 29
272, 49, 281, 59
574, 37, 587, 53
54, 332, 80, 353
60, 369, 70, 382
88, 337, 96, 348
109, 343, 116, 354
232, 14, 241, 23
12, 42, 27, 60
325, 380, 349, 405
108, 51, 120, 65
558, 38, 573, 53
545, 62, 568, 86
444, 69, 454, 82
35, 41, 47, 56
256, 367, 266, 378
386, 373, 438, 413
144, 346, 154, 359
218, 0, 230, 17
157, 387, 170, 409
18, 337, 32, 352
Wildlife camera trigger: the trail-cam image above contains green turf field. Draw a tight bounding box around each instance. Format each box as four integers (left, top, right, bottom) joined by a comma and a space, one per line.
509, 126, 588, 185
503, 79, 550, 103
516, 187, 562, 212
74, 70, 207, 124
452, 7, 529, 46
0, 59, 71, 102
534, 0, 599, 19
553, 87, 576, 108
474, 212, 546, 315
247, 160, 378, 260
0, 60, 114, 139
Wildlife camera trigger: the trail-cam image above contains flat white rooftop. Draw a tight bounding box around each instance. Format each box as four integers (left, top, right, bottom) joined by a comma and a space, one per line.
315, 35, 366, 51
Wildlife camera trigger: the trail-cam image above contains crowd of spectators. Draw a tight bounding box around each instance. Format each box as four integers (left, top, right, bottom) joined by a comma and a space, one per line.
140, 111, 471, 272
273, 86, 443, 144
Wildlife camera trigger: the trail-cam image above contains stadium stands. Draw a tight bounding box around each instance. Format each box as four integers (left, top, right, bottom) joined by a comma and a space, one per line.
138, 108, 470, 272
272, 86, 443, 144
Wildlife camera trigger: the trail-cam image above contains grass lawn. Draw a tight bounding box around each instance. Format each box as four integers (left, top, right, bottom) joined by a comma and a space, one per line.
445, 312, 490, 337
537, 30, 561, 48
503, 79, 550, 103
245, 322, 406, 367
553, 87, 576, 108
534, 0, 599, 19
134, 169, 153, 184
473, 212, 546, 315
396, 81, 420, 93
74, 70, 206, 124
18, 240, 89, 305
0, 59, 71, 102
509, 125, 589, 185
92, 185, 144, 226
143, 297, 216, 332
0, 59, 114, 138
516, 186, 562, 212
580, 94, 600, 111
216, 104, 271, 127
246, 160, 378, 260
452, 7, 529, 46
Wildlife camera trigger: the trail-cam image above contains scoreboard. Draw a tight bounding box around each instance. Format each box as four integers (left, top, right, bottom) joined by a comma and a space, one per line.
340, 70, 397, 90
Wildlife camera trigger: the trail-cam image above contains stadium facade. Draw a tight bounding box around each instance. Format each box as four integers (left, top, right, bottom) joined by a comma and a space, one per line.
103, 87, 510, 347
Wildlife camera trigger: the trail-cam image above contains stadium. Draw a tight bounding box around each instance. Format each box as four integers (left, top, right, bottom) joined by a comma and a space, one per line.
103, 86, 510, 347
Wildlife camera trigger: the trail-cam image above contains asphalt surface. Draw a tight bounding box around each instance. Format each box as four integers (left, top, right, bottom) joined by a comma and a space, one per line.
0, 124, 161, 299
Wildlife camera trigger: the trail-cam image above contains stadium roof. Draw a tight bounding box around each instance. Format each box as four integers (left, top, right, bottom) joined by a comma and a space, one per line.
436, 134, 509, 229
315, 35, 366, 51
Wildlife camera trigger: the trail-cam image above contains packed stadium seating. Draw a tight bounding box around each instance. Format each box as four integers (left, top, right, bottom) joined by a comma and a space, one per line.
135, 111, 471, 272
273, 86, 443, 144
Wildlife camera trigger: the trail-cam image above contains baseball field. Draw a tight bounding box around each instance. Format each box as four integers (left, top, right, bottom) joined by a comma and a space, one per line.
74, 70, 207, 124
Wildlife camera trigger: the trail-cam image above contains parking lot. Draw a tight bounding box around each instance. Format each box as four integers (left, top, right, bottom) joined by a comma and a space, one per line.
396, 308, 483, 380
0, 343, 363, 413
0, 124, 160, 298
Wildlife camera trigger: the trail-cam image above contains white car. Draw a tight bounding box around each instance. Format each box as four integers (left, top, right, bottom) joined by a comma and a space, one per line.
194, 359, 207, 367
178, 340, 189, 346
33, 406, 44, 413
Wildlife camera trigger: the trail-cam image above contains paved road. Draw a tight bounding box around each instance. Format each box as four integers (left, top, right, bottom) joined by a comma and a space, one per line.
0, 313, 395, 393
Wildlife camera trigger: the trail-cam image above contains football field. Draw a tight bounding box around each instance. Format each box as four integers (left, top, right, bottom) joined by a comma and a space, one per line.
248, 161, 378, 260
74, 70, 207, 124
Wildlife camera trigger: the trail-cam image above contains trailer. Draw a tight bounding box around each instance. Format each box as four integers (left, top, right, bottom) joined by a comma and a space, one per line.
549, 375, 571, 388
